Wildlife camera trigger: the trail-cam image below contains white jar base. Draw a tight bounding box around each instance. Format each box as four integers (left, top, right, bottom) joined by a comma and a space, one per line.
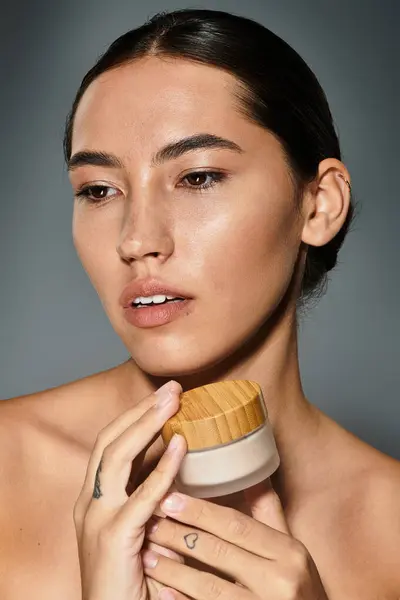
174, 421, 280, 498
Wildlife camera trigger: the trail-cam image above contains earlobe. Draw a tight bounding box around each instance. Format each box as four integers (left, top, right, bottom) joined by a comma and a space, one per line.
301, 158, 351, 248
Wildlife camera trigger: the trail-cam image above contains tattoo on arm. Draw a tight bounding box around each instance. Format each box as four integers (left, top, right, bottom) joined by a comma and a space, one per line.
93, 458, 103, 499
184, 533, 199, 550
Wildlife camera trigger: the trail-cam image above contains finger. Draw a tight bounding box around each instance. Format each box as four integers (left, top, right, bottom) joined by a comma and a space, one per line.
144, 539, 185, 564
153, 481, 181, 518
159, 492, 292, 561
75, 382, 178, 520
158, 591, 191, 600
110, 433, 187, 535
141, 551, 252, 600
148, 580, 192, 600
243, 478, 291, 534
80, 381, 182, 512
78, 386, 161, 503
145, 515, 274, 589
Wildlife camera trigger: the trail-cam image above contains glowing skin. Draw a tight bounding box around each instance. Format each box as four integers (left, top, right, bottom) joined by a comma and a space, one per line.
71, 57, 306, 371
69, 56, 350, 504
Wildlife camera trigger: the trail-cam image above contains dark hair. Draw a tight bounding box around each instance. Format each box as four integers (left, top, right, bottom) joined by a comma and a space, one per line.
63, 8, 357, 307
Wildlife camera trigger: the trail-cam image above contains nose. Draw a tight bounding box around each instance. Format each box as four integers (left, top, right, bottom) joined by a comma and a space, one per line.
116, 196, 174, 264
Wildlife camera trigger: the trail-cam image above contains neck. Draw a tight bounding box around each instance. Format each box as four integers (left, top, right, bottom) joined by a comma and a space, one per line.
114, 300, 325, 512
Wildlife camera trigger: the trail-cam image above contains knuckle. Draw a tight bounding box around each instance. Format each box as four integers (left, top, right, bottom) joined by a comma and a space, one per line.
135, 475, 159, 502
153, 456, 174, 479
252, 488, 282, 515
101, 439, 130, 466
101, 442, 119, 464
288, 540, 309, 573
275, 544, 309, 600
189, 500, 208, 526
227, 512, 252, 540
165, 519, 181, 544
94, 429, 109, 450
202, 575, 225, 600
283, 578, 302, 600
274, 568, 300, 600
211, 537, 230, 561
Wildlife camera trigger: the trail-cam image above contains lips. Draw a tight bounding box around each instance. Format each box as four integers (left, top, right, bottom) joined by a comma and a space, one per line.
119, 277, 192, 308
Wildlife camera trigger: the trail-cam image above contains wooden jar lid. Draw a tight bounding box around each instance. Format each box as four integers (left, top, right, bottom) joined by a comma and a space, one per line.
161, 380, 267, 451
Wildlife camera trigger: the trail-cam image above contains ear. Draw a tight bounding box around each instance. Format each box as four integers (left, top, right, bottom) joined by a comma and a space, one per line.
301, 158, 351, 247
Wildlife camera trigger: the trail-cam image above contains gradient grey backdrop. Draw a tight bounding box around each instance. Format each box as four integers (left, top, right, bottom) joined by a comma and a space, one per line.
1, 1, 399, 458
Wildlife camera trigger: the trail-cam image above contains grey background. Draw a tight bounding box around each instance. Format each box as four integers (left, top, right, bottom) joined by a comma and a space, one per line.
1, 1, 398, 458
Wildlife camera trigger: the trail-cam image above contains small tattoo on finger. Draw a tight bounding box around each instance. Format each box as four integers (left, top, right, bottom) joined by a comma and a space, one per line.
184, 532, 199, 550
93, 459, 103, 499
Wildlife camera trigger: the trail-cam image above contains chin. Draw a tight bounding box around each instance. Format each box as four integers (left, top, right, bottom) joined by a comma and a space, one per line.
127, 345, 226, 378
120, 320, 263, 381
111, 291, 287, 379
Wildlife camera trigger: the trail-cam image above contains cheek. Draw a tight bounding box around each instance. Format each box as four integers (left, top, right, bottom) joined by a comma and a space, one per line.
205, 195, 299, 304
72, 208, 120, 296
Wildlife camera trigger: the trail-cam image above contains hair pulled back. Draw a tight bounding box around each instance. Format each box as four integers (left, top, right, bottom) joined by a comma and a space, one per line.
63, 8, 357, 306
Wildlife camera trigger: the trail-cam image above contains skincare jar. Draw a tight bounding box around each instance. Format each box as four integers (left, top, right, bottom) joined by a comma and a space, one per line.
161, 380, 280, 498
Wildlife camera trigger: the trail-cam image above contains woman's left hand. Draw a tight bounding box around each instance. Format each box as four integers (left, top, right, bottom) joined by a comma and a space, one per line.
142, 478, 329, 600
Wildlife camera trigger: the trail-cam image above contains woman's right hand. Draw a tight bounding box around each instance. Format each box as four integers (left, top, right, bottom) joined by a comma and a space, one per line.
73, 380, 188, 600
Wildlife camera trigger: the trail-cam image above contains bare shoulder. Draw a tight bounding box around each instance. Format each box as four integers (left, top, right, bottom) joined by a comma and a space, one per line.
351, 449, 400, 597
0, 381, 87, 489
294, 414, 400, 598
362, 448, 400, 554
0, 371, 116, 600
346, 432, 400, 531
329, 433, 400, 597
0, 366, 128, 510
0, 363, 125, 456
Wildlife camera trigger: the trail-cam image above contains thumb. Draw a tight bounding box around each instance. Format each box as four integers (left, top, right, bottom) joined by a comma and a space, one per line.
243, 478, 291, 535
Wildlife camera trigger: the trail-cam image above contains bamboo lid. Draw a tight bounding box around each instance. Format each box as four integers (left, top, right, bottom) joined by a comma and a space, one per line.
161, 380, 267, 451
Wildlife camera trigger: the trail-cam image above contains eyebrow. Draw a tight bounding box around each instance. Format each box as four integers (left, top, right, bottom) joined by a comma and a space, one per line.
67, 133, 244, 172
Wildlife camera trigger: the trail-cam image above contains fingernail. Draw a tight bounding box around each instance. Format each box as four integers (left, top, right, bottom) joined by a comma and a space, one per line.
166, 433, 182, 453
161, 492, 185, 513
142, 550, 159, 568
156, 381, 181, 409
159, 588, 176, 600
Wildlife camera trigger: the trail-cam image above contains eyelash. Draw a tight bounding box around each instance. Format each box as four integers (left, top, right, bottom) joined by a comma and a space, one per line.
74, 170, 227, 204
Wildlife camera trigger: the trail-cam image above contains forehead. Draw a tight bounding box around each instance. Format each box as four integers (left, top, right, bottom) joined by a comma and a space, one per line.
72, 57, 252, 154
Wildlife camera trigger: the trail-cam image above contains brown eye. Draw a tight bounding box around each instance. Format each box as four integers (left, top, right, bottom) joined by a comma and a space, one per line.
75, 185, 119, 204
185, 172, 208, 186
89, 186, 108, 199
180, 170, 226, 190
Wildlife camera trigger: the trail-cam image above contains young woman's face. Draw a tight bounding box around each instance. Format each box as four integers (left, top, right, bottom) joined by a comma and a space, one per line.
69, 57, 304, 375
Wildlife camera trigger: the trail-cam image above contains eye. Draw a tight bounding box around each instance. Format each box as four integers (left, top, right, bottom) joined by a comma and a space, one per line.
179, 170, 227, 190
74, 185, 120, 204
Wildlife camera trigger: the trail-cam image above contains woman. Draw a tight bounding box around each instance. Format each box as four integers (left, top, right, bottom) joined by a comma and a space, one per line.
1, 7, 399, 600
